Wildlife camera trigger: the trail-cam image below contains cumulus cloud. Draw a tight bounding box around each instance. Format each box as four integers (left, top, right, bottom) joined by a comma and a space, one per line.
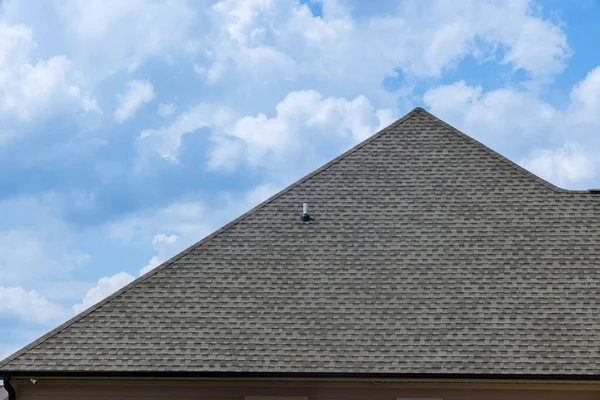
139, 256, 162, 276
568, 66, 600, 125
139, 89, 393, 181
139, 233, 179, 275
2, 0, 198, 78
78, 202, 210, 314
137, 104, 231, 162
207, 90, 395, 177
498, 13, 570, 85
520, 143, 596, 186
72, 271, 135, 313
423, 80, 557, 148
423, 63, 600, 188
0, 0, 588, 349
0, 286, 66, 324
74, 233, 185, 314
114, 79, 155, 123
0, 21, 98, 121
198, 0, 570, 99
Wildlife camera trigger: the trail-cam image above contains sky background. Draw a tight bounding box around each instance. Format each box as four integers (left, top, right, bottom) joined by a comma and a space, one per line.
1, 0, 600, 360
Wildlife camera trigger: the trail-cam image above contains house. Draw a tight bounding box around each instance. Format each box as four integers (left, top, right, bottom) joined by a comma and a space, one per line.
2, 107, 600, 400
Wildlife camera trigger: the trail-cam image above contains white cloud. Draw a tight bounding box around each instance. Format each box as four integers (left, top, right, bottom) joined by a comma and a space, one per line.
157, 102, 176, 117
72, 271, 135, 313
568, 66, 600, 125
520, 143, 596, 186
114, 79, 155, 123
0, 0, 585, 335
198, 44, 296, 85
198, 0, 570, 102
0, 286, 66, 324
211, 0, 275, 45
207, 90, 394, 177
423, 64, 600, 188
139, 233, 179, 275
422, 80, 482, 115
139, 89, 393, 179
80, 202, 209, 312
500, 16, 570, 84
139, 256, 162, 276
0, 20, 35, 65
152, 232, 179, 247
423, 80, 557, 148
137, 104, 231, 162
74, 200, 206, 314
0, 21, 98, 121
2, 0, 198, 77
0, 1, 570, 126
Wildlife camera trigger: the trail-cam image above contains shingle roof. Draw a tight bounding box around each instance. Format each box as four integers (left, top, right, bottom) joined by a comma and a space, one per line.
2, 107, 600, 376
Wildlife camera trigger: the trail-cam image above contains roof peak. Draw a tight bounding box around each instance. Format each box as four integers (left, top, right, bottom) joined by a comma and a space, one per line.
0, 105, 428, 372
2, 105, 599, 375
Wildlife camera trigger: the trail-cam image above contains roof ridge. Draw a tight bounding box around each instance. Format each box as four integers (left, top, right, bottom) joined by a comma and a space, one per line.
416, 108, 592, 195
0, 107, 425, 371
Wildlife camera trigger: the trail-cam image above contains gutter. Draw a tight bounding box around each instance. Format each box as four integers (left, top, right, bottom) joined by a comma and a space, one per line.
3, 376, 15, 400
3, 371, 600, 381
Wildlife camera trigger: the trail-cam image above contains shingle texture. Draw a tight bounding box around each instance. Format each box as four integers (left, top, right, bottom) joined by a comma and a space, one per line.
2, 108, 600, 375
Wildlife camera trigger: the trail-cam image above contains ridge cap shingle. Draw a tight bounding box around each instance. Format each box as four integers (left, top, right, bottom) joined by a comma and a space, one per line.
0, 107, 425, 371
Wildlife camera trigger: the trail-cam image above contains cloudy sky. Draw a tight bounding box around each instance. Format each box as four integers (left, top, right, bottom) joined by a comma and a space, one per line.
1, 0, 600, 359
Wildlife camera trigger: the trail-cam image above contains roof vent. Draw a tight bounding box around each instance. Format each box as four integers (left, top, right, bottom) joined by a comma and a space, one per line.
589, 188, 600, 194
300, 202, 311, 223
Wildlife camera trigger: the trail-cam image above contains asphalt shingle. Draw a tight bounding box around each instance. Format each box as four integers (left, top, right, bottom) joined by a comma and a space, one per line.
2, 107, 600, 375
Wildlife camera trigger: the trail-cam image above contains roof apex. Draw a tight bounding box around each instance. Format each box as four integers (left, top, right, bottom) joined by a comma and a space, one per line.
2, 106, 600, 376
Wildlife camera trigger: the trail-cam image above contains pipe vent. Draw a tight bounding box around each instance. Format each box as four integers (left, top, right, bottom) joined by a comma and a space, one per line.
300, 202, 311, 223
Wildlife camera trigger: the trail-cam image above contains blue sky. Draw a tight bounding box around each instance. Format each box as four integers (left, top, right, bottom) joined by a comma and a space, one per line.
1, 0, 600, 360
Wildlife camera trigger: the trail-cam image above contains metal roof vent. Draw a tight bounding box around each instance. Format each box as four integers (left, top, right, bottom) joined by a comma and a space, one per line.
300, 202, 311, 223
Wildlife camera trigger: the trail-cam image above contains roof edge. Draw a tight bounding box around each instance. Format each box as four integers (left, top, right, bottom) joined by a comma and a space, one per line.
3, 370, 600, 382
417, 108, 593, 195
0, 107, 424, 371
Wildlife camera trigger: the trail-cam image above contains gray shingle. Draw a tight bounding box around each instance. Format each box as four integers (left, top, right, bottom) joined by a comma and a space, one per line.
2, 107, 600, 375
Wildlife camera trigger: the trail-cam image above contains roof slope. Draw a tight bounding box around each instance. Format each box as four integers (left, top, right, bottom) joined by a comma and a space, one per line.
2, 108, 600, 376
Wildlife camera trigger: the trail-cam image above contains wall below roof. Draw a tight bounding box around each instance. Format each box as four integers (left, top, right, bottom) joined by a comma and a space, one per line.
10, 377, 600, 400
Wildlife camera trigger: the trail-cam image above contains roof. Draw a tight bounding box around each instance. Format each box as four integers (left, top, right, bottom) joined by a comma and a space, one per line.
2, 107, 600, 377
